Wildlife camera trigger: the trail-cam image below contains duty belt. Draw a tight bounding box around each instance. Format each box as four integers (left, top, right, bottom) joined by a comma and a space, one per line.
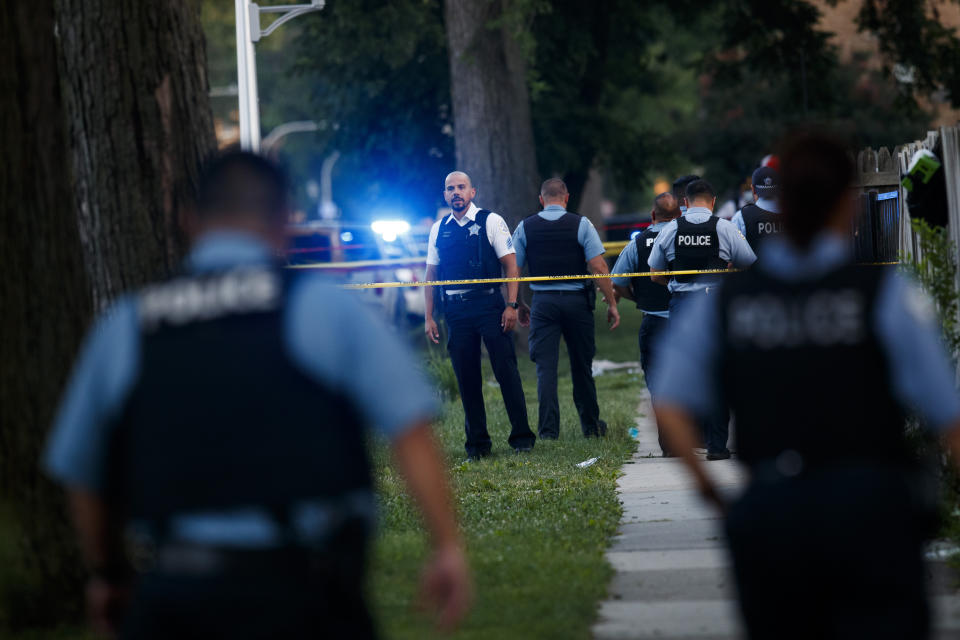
444, 288, 496, 302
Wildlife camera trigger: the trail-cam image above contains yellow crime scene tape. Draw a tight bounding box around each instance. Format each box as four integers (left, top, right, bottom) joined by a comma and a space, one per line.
286, 241, 633, 272
285, 237, 898, 290
336, 269, 736, 290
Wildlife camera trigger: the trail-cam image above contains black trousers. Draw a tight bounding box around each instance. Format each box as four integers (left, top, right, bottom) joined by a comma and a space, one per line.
668, 290, 730, 454
444, 293, 535, 456
122, 548, 376, 640
726, 466, 929, 640
638, 312, 671, 454
528, 291, 601, 438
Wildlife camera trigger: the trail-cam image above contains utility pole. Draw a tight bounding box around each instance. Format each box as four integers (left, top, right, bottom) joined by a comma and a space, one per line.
235, 1, 325, 152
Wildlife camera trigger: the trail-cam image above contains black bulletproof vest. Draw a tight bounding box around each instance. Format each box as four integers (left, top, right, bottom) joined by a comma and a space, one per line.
632, 227, 671, 312
523, 212, 588, 283
106, 267, 373, 522
718, 264, 907, 469
669, 216, 726, 283
435, 209, 502, 292
741, 203, 782, 251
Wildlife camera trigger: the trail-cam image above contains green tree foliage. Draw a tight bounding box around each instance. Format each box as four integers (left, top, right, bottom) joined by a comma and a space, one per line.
203, 0, 956, 218
690, 0, 935, 192
527, 1, 702, 210
857, 0, 960, 109
292, 0, 454, 220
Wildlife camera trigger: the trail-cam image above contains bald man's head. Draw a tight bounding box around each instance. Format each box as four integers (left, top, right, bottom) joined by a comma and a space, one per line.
652, 192, 680, 222
443, 171, 476, 214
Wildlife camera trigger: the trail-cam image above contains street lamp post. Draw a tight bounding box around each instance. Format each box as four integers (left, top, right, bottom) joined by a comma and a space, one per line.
234, 1, 325, 152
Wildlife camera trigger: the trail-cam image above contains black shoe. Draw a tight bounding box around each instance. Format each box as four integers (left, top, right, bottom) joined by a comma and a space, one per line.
706, 451, 731, 461
464, 451, 491, 463
514, 445, 533, 454
584, 420, 608, 439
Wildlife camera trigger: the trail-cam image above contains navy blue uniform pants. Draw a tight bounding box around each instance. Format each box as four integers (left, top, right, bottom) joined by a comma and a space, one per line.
669, 289, 730, 454
444, 294, 534, 456
638, 312, 671, 454
726, 466, 929, 639
122, 543, 375, 640
528, 291, 602, 438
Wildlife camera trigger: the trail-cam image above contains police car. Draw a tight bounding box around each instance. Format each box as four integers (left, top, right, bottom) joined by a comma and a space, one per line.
285, 220, 427, 327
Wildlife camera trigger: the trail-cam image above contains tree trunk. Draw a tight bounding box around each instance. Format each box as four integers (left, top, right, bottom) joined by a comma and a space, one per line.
0, 1, 91, 624
55, 0, 217, 309
0, 0, 214, 627
443, 0, 541, 230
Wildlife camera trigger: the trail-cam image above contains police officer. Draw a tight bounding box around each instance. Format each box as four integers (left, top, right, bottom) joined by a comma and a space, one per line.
512, 178, 620, 440
732, 165, 782, 252
612, 192, 681, 455
672, 174, 700, 214
44, 153, 470, 639
648, 179, 755, 460
653, 133, 960, 639
424, 171, 536, 458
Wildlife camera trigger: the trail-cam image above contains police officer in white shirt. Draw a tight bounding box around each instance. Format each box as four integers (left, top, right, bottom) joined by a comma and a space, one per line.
424, 172, 536, 459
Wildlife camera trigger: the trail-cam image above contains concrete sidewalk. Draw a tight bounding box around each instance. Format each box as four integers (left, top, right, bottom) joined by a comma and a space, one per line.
593, 398, 960, 640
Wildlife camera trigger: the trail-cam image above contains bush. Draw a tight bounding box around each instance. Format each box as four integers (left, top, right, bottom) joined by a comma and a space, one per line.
903, 218, 960, 553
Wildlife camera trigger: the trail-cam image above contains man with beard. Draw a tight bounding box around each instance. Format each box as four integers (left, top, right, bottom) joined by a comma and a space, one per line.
424, 171, 536, 460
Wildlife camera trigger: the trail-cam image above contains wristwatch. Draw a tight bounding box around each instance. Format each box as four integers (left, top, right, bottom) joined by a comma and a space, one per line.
506, 301, 519, 309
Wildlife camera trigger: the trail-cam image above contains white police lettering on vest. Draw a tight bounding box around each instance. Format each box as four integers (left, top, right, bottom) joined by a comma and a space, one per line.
727, 290, 865, 349
139, 268, 281, 330
678, 234, 712, 247
758, 221, 783, 235
646, 237, 656, 248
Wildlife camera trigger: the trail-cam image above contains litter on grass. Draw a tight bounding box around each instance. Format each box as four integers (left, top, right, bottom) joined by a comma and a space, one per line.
576, 457, 599, 469
591, 360, 640, 377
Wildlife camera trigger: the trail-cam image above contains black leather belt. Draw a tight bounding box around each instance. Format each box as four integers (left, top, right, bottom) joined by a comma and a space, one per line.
534, 288, 588, 296
444, 288, 496, 302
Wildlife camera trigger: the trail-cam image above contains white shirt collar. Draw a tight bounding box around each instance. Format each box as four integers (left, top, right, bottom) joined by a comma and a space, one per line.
445, 202, 480, 226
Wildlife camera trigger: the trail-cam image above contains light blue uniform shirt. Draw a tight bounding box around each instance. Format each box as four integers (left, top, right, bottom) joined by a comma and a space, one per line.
731, 196, 780, 236
612, 221, 670, 318
648, 206, 757, 293
653, 232, 960, 432
512, 205, 606, 291
44, 232, 438, 546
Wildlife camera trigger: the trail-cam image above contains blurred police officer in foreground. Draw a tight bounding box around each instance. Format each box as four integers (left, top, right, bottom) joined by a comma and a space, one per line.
648, 179, 756, 460
44, 153, 470, 639
672, 174, 700, 214
512, 178, 620, 439
653, 132, 960, 640
424, 172, 536, 458
612, 192, 681, 455
732, 165, 782, 253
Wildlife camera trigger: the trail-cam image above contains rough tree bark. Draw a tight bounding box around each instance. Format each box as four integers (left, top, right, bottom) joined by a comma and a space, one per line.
443, 0, 541, 229
0, 0, 214, 626
0, 1, 91, 623
55, 0, 217, 310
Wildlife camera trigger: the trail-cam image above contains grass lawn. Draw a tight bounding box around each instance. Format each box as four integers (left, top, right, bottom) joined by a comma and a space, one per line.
368, 304, 645, 639
0, 305, 646, 640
